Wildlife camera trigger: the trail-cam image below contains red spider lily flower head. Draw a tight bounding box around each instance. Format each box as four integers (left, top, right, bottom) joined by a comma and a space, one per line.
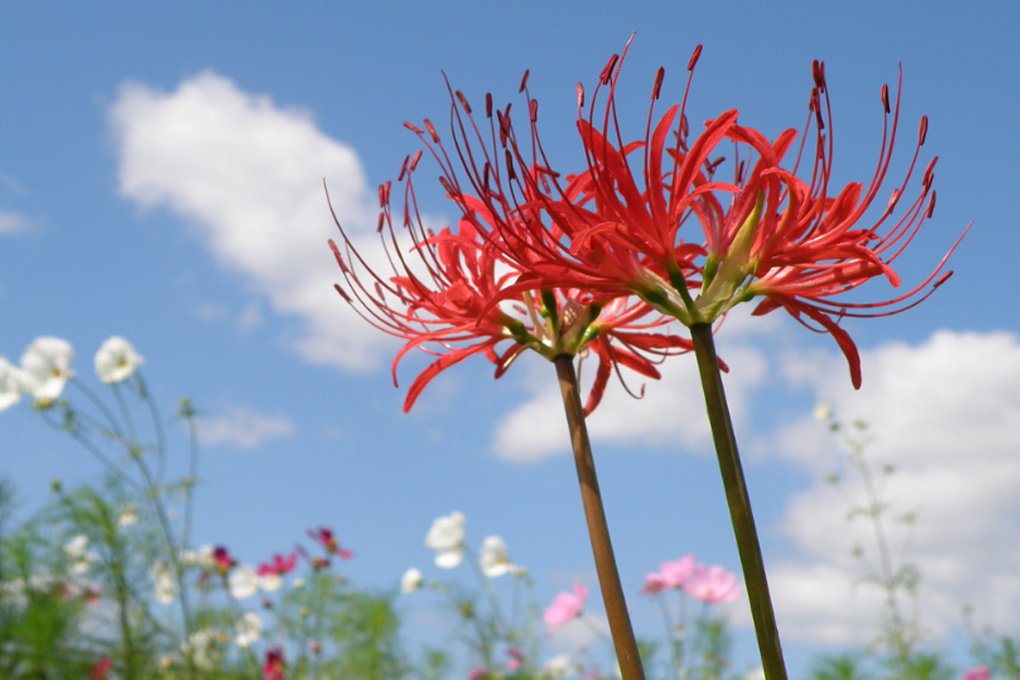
308, 527, 353, 559
328, 77, 693, 414
513, 38, 966, 389
257, 551, 299, 577
263, 647, 286, 680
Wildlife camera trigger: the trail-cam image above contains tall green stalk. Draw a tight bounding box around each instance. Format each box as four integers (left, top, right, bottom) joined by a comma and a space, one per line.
689, 323, 787, 679
554, 355, 646, 680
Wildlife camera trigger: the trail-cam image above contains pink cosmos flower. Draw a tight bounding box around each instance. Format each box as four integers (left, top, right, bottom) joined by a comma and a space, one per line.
685, 564, 741, 604
308, 527, 353, 560
506, 646, 524, 671
257, 551, 299, 578
543, 582, 589, 633
484, 37, 964, 389
640, 554, 699, 594
640, 572, 669, 595
963, 667, 990, 680
658, 554, 697, 589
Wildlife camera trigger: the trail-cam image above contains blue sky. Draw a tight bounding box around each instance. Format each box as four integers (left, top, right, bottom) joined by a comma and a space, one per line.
2, 2, 1018, 675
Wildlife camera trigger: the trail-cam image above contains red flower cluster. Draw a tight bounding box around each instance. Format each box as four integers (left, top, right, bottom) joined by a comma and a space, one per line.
331, 37, 963, 397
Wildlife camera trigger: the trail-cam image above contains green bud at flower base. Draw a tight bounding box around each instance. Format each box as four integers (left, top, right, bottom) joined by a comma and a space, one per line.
50, 478, 63, 493
690, 192, 765, 325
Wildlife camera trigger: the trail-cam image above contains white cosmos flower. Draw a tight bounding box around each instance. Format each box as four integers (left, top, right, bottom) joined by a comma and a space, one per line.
19, 337, 74, 402
180, 544, 214, 569
425, 511, 465, 569
0, 357, 25, 411
400, 567, 423, 593
540, 654, 575, 678
258, 572, 283, 593
234, 611, 263, 647
63, 534, 97, 575
151, 561, 179, 604
479, 535, 520, 578
94, 336, 144, 384
183, 628, 227, 669
228, 565, 259, 599
117, 503, 139, 527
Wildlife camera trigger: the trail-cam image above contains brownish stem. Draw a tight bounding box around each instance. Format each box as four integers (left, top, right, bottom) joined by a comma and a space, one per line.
690, 323, 788, 679
554, 355, 646, 680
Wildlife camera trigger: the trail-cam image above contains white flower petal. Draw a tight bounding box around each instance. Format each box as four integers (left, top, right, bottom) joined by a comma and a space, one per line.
19, 337, 74, 401
400, 567, 423, 593
0, 357, 25, 411
94, 336, 144, 384
228, 565, 259, 599
425, 511, 465, 568
234, 611, 263, 647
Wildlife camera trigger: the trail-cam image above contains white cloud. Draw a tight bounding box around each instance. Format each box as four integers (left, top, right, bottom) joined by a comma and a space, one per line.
769, 330, 1020, 646
0, 211, 31, 235
197, 405, 294, 449
493, 310, 777, 463
109, 71, 389, 370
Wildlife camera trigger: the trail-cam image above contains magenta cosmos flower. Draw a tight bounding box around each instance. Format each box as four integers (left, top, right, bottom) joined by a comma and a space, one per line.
308, 527, 352, 560
329, 94, 693, 414
257, 551, 299, 578
485, 38, 965, 389
543, 581, 588, 633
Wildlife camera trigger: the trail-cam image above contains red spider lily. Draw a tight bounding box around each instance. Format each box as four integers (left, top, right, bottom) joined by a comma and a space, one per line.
308, 527, 353, 560
494, 38, 965, 389
257, 551, 299, 577
328, 104, 692, 413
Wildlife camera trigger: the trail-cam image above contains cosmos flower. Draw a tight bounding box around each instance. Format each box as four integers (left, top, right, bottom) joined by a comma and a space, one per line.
257, 551, 298, 592
89, 657, 113, 680
424, 511, 465, 569
478, 535, 521, 578
308, 527, 353, 560
63, 534, 97, 576
234, 611, 263, 647
328, 79, 692, 415
94, 336, 144, 384
542, 582, 588, 633
150, 561, 179, 605
0, 357, 25, 412
641, 553, 698, 594
18, 336, 74, 403
685, 564, 741, 604
228, 565, 260, 600
400, 567, 424, 593
263, 647, 286, 680
211, 545, 237, 576
485, 38, 964, 389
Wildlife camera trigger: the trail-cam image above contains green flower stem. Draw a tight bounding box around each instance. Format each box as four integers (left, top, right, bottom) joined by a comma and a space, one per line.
554, 355, 645, 680
690, 323, 787, 679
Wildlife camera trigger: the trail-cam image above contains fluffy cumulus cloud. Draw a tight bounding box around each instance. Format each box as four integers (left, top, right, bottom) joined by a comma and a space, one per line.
492, 310, 776, 463
197, 405, 295, 449
109, 71, 389, 370
769, 330, 1020, 646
